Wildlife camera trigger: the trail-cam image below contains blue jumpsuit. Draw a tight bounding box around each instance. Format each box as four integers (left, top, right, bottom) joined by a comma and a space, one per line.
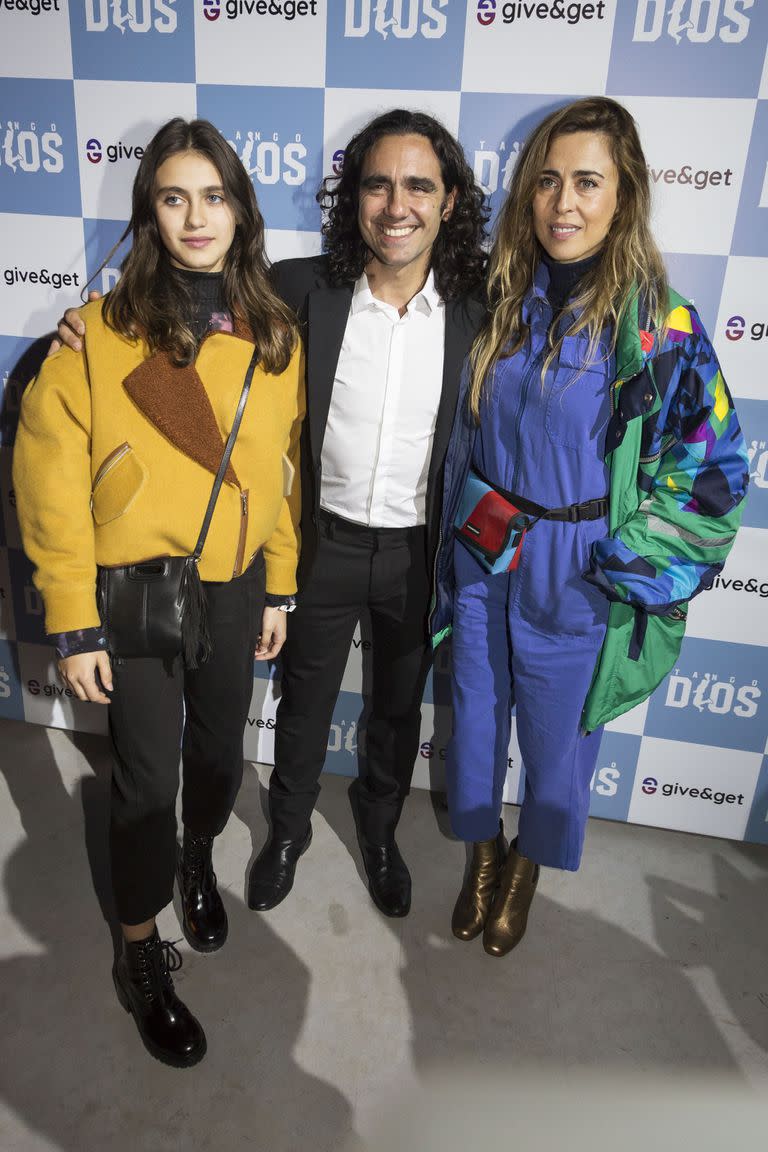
448, 263, 613, 870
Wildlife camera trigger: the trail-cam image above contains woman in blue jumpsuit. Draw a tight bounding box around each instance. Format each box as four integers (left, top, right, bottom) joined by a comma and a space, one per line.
433, 97, 747, 957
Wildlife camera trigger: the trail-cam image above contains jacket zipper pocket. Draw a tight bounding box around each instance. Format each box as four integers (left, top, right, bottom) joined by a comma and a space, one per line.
234, 489, 248, 578
92, 442, 131, 491
639, 432, 679, 467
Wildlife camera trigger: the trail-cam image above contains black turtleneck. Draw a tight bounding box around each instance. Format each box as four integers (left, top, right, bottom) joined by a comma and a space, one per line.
173, 267, 229, 342
541, 249, 602, 315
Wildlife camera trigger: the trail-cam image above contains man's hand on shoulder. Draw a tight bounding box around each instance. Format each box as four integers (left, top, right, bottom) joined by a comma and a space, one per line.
47, 289, 102, 357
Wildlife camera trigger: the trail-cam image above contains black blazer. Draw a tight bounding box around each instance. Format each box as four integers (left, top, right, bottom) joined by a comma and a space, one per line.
272, 255, 485, 590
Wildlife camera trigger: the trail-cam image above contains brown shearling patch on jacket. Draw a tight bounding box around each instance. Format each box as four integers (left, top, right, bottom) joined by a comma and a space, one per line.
123, 349, 246, 486
232, 313, 253, 343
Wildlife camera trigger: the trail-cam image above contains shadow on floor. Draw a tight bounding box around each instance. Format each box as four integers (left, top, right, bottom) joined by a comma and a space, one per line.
646, 848, 768, 1056
3, 714, 768, 1152
313, 769, 757, 1076
0, 721, 359, 1152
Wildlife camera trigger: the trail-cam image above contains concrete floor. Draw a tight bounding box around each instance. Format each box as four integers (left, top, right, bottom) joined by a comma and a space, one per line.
1, 714, 767, 1151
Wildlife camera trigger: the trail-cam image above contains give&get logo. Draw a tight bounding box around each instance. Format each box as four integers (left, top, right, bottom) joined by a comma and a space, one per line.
0, 0, 63, 13
202, 0, 319, 18
724, 314, 768, 342
640, 775, 745, 807
726, 314, 745, 340
647, 163, 733, 191
84, 138, 145, 165
476, 1, 607, 25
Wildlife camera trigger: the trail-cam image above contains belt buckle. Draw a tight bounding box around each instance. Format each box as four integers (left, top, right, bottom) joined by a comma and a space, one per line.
582, 498, 604, 521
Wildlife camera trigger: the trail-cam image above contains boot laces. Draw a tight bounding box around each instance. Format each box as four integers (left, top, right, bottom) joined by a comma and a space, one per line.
134, 937, 183, 1002
182, 836, 214, 889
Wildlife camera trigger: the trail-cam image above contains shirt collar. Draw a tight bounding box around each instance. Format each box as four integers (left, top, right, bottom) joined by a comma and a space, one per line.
350, 269, 442, 317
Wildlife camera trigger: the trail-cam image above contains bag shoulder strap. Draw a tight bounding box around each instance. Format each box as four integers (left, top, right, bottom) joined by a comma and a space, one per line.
192, 346, 259, 561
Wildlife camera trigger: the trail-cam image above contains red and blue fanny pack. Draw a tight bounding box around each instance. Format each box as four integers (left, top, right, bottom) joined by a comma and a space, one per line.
454, 468, 609, 575
453, 470, 530, 574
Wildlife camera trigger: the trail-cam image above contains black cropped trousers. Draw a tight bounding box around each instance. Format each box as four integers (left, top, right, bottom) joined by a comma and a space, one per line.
107, 558, 265, 925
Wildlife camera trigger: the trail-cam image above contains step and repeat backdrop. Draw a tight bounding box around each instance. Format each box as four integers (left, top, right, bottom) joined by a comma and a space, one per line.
1, 1, 767, 844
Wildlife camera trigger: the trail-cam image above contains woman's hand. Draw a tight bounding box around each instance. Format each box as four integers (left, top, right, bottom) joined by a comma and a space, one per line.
58, 650, 113, 704
47, 290, 102, 356
254, 606, 287, 661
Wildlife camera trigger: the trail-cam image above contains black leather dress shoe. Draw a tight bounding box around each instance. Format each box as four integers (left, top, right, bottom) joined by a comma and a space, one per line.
113, 930, 206, 1068
247, 826, 312, 911
358, 836, 412, 918
177, 829, 227, 953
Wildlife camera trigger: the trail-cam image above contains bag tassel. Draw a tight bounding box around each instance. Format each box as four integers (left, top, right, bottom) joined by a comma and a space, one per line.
181, 561, 212, 670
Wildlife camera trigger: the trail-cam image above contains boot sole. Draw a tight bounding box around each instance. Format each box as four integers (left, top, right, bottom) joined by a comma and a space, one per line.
247, 826, 313, 911
368, 885, 411, 918
452, 921, 483, 941
180, 921, 228, 955
482, 933, 526, 957
112, 968, 207, 1069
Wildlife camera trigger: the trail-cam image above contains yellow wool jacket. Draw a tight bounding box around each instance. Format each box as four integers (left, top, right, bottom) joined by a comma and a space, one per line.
13, 300, 305, 634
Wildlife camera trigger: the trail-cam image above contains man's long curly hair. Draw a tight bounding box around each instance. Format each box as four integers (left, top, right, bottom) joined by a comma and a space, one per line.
318, 109, 488, 301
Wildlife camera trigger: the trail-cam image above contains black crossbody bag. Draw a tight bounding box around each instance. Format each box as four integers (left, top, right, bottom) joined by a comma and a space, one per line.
96, 348, 258, 668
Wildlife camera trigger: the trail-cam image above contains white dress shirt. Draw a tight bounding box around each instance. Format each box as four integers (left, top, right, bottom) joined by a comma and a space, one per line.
319, 270, 446, 528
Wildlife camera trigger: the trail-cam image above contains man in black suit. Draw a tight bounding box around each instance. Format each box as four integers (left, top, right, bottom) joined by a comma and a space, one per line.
247, 110, 488, 917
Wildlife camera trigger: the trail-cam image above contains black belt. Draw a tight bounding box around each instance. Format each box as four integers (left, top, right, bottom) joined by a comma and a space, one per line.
513, 492, 609, 524
474, 469, 608, 525
318, 508, 424, 543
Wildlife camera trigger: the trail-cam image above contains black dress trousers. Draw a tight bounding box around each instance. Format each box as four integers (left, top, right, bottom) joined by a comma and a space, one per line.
108, 556, 265, 925
269, 511, 432, 844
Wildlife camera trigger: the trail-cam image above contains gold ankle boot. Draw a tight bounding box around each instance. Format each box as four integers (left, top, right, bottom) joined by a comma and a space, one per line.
482, 843, 539, 957
451, 830, 506, 942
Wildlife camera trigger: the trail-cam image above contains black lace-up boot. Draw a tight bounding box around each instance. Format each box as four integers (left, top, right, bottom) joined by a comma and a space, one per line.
177, 829, 228, 953
113, 929, 207, 1067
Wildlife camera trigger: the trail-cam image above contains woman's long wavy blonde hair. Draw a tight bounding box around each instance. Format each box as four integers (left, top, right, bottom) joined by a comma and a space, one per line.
468, 97, 668, 421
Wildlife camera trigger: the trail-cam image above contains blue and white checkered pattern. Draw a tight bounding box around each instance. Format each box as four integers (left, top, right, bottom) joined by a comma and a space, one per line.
1, 0, 766, 844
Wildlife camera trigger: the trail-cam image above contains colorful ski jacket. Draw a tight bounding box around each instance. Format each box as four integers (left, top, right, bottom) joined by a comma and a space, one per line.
431, 284, 749, 733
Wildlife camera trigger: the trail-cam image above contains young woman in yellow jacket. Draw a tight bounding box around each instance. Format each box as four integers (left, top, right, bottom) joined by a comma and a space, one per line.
13, 118, 305, 1068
